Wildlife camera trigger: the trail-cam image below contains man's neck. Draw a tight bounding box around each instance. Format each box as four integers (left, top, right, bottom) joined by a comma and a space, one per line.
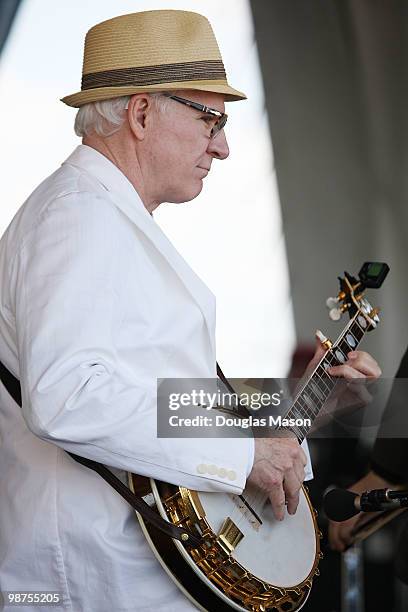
82, 136, 158, 214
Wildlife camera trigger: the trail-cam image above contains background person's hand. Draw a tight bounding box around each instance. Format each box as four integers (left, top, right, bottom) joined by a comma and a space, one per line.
328, 471, 392, 552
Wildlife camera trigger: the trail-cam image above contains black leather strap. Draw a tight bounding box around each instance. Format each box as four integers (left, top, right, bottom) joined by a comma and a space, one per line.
216, 362, 251, 418
0, 359, 21, 406
67, 452, 201, 547
0, 361, 201, 547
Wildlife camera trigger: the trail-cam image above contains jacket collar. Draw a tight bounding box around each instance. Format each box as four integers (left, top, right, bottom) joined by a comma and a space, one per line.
63, 145, 215, 354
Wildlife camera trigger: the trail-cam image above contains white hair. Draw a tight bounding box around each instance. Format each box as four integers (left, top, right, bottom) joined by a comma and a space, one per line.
74, 93, 175, 138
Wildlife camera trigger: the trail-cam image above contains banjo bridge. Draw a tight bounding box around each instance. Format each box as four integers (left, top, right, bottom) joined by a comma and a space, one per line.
231, 494, 263, 531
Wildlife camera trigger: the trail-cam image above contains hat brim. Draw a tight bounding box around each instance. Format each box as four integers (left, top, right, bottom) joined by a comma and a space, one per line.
61, 79, 246, 107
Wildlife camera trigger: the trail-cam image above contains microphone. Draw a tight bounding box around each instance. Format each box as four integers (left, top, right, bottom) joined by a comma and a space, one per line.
323, 488, 408, 522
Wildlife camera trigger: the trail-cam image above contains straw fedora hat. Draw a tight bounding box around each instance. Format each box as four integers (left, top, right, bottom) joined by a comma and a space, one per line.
61, 10, 246, 107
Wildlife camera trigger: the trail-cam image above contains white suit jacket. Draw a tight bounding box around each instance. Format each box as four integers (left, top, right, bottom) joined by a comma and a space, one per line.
0, 145, 311, 612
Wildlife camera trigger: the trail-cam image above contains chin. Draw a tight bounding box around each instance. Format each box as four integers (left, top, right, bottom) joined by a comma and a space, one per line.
169, 181, 203, 204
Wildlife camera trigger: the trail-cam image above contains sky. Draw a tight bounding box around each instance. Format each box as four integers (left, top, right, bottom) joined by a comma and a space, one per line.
0, 0, 296, 377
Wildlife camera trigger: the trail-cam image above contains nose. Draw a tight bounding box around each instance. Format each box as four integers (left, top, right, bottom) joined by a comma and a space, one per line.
207, 130, 229, 160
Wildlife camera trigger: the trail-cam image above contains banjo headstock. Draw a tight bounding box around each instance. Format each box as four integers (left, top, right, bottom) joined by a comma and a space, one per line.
326, 262, 389, 329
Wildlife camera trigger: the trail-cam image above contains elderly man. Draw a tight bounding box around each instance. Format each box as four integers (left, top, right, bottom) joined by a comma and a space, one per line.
0, 10, 380, 612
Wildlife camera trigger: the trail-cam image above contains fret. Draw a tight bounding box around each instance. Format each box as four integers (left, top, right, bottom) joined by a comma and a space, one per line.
344, 331, 358, 350
351, 322, 364, 342
333, 347, 347, 365
292, 426, 304, 440
289, 398, 302, 419
320, 359, 332, 373
301, 392, 318, 416
325, 352, 338, 367
287, 400, 308, 422
289, 404, 304, 421
296, 396, 313, 420
314, 372, 331, 395
338, 339, 351, 356
313, 381, 327, 401
307, 386, 324, 409
298, 423, 309, 437
304, 395, 316, 418
310, 380, 325, 402
300, 399, 316, 420
316, 365, 335, 387
356, 314, 369, 331
294, 426, 307, 443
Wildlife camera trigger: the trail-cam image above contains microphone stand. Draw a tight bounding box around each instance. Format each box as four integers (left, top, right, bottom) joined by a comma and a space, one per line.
332, 488, 408, 611
341, 542, 364, 612
340, 490, 408, 612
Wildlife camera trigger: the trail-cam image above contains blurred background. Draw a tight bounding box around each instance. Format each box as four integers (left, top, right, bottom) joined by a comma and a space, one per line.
1, 0, 407, 610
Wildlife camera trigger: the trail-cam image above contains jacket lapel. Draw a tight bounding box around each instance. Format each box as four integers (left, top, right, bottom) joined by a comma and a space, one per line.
63, 146, 216, 355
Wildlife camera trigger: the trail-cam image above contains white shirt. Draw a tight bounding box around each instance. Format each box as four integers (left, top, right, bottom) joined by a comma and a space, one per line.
0, 145, 311, 611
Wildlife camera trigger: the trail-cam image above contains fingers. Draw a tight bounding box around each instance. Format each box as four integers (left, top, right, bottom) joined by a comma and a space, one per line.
269, 480, 286, 521
269, 448, 305, 520
268, 470, 302, 521
328, 364, 365, 380
282, 470, 301, 516
329, 350, 381, 379
249, 438, 306, 521
347, 351, 382, 377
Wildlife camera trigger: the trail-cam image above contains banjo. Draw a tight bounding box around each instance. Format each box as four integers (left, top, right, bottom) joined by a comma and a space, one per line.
128, 262, 389, 612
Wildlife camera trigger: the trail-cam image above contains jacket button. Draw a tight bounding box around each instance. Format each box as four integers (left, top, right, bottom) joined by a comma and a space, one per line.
207, 464, 218, 475
197, 464, 207, 474
227, 470, 237, 481
218, 467, 227, 478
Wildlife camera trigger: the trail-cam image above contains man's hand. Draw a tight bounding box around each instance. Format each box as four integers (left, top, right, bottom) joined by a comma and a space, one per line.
301, 337, 382, 430
328, 349, 381, 380
328, 471, 392, 551
306, 335, 382, 382
248, 437, 307, 521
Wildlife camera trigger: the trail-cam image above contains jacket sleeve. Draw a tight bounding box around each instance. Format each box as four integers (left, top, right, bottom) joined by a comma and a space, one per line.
13, 191, 254, 493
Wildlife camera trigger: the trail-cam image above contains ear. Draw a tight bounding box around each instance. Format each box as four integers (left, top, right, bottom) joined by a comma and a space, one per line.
127, 94, 153, 141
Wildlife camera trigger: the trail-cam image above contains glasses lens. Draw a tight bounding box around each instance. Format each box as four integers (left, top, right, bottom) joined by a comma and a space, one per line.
211, 114, 228, 139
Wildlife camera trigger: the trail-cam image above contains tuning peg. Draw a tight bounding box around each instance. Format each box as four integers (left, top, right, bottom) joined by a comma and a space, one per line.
368, 307, 380, 328
326, 297, 339, 309
329, 308, 342, 321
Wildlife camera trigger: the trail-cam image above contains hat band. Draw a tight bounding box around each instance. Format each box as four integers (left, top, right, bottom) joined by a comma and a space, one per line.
81, 60, 226, 90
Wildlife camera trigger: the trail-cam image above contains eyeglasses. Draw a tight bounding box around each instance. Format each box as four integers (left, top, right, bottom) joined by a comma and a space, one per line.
164, 94, 228, 139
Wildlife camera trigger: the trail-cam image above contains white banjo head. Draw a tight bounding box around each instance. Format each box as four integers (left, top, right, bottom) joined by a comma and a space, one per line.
198, 486, 318, 588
